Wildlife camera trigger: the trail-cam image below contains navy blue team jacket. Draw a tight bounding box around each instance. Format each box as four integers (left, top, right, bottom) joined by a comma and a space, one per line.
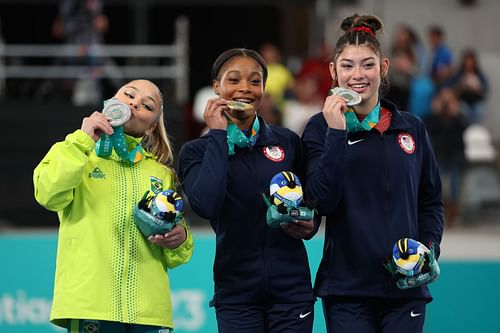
302, 99, 444, 301
178, 117, 316, 305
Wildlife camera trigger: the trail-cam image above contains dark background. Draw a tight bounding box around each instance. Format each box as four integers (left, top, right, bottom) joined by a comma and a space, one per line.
0, 1, 312, 99
0, 0, 314, 228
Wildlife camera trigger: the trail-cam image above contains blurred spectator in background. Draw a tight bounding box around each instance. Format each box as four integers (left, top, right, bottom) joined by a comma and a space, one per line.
386, 24, 422, 111
283, 72, 322, 136
51, 0, 109, 106
258, 92, 282, 125
428, 25, 453, 87
404, 25, 435, 120
295, 43, 332, 100
259, 42, 294, 113
193, 85, 217, 125
425, 87, 469, 228
192, 85, 217, 136
447, 48, 489, 124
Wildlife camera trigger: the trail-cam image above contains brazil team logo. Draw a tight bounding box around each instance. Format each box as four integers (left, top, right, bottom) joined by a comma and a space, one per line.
83, 320, 100, 333
150, 176, 163, 194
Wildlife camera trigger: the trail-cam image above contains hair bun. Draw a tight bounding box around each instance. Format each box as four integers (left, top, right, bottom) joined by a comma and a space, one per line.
341, 14, 383, 34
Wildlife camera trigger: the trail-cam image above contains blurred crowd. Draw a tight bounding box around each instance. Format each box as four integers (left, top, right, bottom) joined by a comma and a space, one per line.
1, 3, 499, 230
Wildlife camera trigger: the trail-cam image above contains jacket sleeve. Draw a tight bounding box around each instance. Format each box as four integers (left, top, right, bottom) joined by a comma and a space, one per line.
33, 130, 95, 212
162, 220, 194, 269
178, 129, 228, 219
302, 116, 347, 216
417, 121, 444, 258
289, 130, 321, 240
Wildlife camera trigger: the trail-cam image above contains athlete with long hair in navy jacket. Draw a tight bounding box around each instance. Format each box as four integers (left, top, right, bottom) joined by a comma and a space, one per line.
178, 48, 318, 333
302, 14, 444, 333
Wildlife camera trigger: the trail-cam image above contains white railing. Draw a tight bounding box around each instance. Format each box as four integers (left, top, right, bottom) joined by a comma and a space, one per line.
0, 16, 189, 104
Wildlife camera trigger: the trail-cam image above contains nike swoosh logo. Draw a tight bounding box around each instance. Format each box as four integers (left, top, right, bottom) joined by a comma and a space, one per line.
410, 310, 422, 317
299, 311, 312, 319
347, 139, 365, 145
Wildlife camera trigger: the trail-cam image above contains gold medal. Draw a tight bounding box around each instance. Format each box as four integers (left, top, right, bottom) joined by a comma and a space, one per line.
226, 100, 254, 111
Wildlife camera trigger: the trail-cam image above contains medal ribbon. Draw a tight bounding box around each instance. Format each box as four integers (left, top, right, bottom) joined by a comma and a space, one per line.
96, 126, 145, 164
345, 101, 381, 132
226, 116, 260, 155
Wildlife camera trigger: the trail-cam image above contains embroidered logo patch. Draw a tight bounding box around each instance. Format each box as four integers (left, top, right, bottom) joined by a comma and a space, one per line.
263, 146, 285, 162
88, 167, 106, 179
150, 176, 163, 194
398, 133, 416, 154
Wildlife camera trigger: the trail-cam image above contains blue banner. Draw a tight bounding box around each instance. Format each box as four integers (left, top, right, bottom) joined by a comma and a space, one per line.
1, 232, 499, 333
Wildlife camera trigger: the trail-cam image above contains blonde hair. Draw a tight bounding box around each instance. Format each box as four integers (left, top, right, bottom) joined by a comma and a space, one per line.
142, 114, 174, 166
140, 81, 174, 166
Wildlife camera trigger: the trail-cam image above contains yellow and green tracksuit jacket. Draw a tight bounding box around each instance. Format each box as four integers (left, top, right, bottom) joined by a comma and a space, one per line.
33, 130, 194, 329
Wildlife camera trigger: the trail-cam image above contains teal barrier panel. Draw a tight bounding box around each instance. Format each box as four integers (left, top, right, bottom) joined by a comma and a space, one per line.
1, 232, 499, 333
425, 261, 500, 333
1, 233, 61, 333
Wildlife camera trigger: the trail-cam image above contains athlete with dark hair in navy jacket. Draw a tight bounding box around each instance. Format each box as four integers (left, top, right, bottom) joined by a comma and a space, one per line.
302, 14, 444, 333
178, 48, 318, 333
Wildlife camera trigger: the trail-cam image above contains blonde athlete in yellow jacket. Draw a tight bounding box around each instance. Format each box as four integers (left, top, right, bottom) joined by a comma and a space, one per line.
34, 80, 193, 333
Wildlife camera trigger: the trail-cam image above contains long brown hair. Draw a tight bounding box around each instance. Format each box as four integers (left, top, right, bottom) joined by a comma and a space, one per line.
332, 14, 390, 97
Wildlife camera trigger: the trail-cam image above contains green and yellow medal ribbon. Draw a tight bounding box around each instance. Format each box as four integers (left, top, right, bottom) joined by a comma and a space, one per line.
345, 101, 381, 132
226, 116, 260, 155
96, 127, 145, 164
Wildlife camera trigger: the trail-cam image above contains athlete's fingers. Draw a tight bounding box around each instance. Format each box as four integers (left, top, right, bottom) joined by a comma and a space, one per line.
280, 223, 304, 239
81, 112, 114, 141
281, 219, 314, 239
293, 219, 315, 234
147, 225, 186, 249
322, 95, 347, 130
204, 98, 228, 129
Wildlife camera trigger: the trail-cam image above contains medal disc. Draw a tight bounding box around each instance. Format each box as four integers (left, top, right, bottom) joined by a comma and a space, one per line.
226, 100, 254, 111
329, 87, 362, 106
102, 99, 131, 126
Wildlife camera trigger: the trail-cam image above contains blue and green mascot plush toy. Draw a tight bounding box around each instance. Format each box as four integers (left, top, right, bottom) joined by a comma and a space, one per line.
384, 238, 440, 289
133, 190, 185, 237
262, 171, 316, 228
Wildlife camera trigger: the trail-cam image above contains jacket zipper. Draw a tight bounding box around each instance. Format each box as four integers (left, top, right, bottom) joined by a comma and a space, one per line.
121, 165, 131, 322
382, 131, 394, 294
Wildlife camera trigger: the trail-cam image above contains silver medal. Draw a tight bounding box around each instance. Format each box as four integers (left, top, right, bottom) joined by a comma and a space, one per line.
329, 87, 362, 106
102, 99, 132, 127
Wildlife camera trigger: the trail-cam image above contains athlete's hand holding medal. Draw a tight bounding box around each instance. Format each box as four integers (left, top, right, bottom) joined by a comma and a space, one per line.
80, 106, 118, 143
323, 87, 362, 130
330, 87, 362, 106
89, 99, 146, 164
203, 98, 254, 130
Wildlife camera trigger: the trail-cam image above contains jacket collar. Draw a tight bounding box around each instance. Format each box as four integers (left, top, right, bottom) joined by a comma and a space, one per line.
381, 99, 413, 131
254, 116, 281, 146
